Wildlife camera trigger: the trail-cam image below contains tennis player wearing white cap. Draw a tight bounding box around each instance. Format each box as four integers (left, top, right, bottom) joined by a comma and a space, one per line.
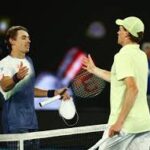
83, 16, 150, 149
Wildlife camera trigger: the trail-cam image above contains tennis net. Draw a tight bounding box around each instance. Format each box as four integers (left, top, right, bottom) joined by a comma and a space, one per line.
0, 124, 106, 150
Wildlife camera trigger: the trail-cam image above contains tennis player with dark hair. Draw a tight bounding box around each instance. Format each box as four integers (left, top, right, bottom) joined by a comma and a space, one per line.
83, 16, 150, 149
0, 26, 70, 135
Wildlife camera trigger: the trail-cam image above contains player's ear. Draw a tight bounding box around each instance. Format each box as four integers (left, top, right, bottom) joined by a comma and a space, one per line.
9, 38, 15, 45
126, 30, 131, 38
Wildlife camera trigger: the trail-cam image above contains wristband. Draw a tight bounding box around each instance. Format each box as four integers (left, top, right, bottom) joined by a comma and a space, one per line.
12, 73, 20, 83
47, 90, 55, 97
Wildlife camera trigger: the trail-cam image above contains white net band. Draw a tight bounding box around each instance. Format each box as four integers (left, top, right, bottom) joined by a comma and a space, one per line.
0, 124, 106, 142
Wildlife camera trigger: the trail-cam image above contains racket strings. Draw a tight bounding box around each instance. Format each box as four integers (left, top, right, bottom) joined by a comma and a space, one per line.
71, 70, 106, 98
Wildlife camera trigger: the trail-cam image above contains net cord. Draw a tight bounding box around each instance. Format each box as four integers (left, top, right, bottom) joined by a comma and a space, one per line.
0, 124, 106, 142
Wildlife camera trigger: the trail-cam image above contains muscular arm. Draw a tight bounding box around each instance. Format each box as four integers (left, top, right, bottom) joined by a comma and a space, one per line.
34, 88, 48, 97
34, 88, 70, 100
109, 77, 138, 137
0, 76, 16, 92
92, 67, 111, 82
116, 77, 138, 125
0, 62, 28, 92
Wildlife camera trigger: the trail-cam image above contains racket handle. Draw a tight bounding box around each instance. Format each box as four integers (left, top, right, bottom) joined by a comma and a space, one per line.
39, 95, 61, 107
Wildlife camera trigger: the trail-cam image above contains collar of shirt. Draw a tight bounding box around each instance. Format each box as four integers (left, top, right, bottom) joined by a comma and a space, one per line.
119, 44, 140, 53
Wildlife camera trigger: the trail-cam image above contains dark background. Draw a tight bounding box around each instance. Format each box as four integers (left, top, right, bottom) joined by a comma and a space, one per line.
0, 1, 150, 130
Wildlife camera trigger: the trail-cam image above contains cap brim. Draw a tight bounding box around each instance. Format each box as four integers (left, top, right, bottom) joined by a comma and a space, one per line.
115, 19, 123, 25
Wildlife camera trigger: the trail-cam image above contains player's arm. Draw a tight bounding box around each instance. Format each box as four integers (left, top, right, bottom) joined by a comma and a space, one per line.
109, 77, 138, 137
34, 88, 70, 100
116, 77, 138, 125
92, 67, 111, 82
82, 54, 111, 82
34, 88, 52, 97
0, 62, 28, 92
0, 76, 16, 92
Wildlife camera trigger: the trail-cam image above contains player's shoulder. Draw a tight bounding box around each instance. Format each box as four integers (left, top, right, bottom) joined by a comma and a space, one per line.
0, 55, 12, 64
25, 55, 33, 62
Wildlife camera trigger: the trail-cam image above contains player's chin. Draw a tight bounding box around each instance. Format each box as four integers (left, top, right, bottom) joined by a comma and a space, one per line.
25, 48, 30, 53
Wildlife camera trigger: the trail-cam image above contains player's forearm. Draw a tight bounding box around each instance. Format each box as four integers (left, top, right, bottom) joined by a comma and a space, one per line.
34, 88, 48, 97
116, 85, 138, 126
1, 77, 16, 92
93, 67, 111, 82
34, 88, 55, 97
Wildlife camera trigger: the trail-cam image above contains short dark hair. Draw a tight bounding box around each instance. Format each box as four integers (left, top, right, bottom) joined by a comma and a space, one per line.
128, 32, 144, 43
5, 26, 28, 50
122, 26, 144, 43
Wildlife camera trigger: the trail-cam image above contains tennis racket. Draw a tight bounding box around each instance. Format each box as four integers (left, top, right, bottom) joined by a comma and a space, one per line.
39, 69, 106, 107
88, 132, 134, 150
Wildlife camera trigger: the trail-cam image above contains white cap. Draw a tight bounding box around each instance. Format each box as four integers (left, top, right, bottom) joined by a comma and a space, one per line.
59, 97, 78, 126
116, 16, 144, 37
59, 97, 76, 120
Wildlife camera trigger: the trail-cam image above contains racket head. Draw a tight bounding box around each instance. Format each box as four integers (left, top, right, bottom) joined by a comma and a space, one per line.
70, 69, 106, 98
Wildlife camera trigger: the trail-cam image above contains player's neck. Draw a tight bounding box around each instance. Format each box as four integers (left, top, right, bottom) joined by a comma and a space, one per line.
10, 50, 26, 59
122, 40, 137, 46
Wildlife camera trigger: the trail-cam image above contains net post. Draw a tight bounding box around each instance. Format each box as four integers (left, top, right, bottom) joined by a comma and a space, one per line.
19, 139, 24, 150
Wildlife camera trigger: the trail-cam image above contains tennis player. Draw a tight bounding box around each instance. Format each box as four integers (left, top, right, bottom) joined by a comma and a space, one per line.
83, 16, 150, 149
0, 26, 70, 135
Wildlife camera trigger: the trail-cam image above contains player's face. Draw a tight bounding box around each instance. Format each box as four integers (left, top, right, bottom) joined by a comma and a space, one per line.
117, 26, 128, 46
12, 30, 31, 54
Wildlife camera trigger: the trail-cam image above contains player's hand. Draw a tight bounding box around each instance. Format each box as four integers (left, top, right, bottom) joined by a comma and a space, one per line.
16, 62, 29, 80
108, 122, 122, 137
54, 88, 70, 100
82, 54, 96, 73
